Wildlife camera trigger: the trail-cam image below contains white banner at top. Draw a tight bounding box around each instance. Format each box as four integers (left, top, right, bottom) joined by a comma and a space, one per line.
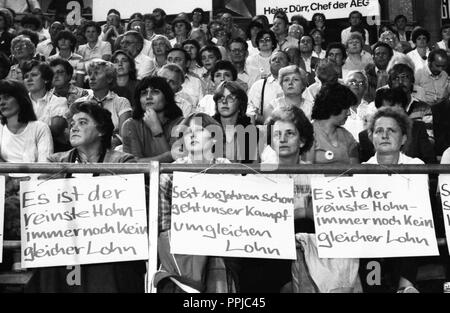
256, 0, 380, 21
92, 0, 213, 21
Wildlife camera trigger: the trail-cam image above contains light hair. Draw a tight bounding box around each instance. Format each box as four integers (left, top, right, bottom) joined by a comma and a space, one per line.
158, 63, 185, 84
278, 65, 308, 92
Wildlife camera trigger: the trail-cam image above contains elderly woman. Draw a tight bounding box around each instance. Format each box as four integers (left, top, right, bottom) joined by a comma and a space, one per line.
154, 112, 236, 293
22, 60, 69, 151
33, 101, 145, 293
407, 28, 431, 73
122, 76, 183, 162
342, 70, 376, 142
269, 65, 310, 119
7, 35, 36, 81
74, 59, 132, 148
245, 30, 278, 81
151, 34, 172, 73
362, 106, 423, 293
342, 32, 373, 79
111, 49, 139, 108
303, 83, 359, 164
48, 30, 83, 71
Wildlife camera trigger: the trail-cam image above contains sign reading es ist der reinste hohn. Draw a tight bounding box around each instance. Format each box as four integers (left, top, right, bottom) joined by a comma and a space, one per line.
311, 175, 439, 258
20, 174, 148, 268
170, 172, 296, 260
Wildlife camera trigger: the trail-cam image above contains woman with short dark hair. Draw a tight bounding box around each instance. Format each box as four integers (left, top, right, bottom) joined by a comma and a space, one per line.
245, 30, 278, 81
48, 30, 83, 71
407, 27, 431, 72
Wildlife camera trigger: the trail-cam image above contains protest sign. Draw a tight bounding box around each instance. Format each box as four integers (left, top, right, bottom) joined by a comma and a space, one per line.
170, 172, 296, 260
92, 0, 213, 21
311, 175, 439, 258
20, 174, 148, 268
0, 176, 5, 263
256, 0, 380, 21
438, 175, 450, 254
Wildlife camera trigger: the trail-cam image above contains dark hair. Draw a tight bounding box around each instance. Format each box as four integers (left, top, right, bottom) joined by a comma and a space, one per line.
374, 87, 408, 109
428, 48, 448, 63
378, 24, 397, 37
21, 60, 54, 91
0, 79, 37, 125
441, 24, 450, 35
411, 27, 430, 43
311, 13, 326, 30
349, 10, 363, 20
0, 51, 11, 79
153, 8, 167, 17
133, 76, 182, 120
311, 83, 357, 120
123, 30, 144, 51
172, 16, 192, 34
107, 9, 121, 18
266, 104, 314, 155
111, 50, 137, 81
211, 60, 237, 81
373, 42, 394, 59
82, 21, 102, 36
192, 8, 205, 23
213, 81, 248, 120
167, 47, 191, 65
350, 25, 366, 41
246, 20, 264, 40
0, 10, 12, 30
255, 30, 277, 51
273, 13, 289, 29
143, 13, 156, 23
54, 30, 77, 52
228, 37, 248, 51
182, 39, 201, 64
394, 14, 407, 24
20, 13, 42, 30
49, 58, 74, 79
252, 15, 270, 30
70, 101, 115, 151
326, 42, 347, 60
388, 63, 415, 86
17, 29, 39, 47
130, 12, 143, 21
198, 45, 222, 66
291, 14, 309, 33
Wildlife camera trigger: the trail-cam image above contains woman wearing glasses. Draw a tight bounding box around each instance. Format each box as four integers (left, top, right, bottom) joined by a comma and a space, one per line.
7, 35, 36, 81
245, 30, 278, 81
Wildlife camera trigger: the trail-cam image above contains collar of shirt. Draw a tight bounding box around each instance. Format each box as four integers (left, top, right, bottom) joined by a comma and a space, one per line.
87, 39, 102, 51
91, 91, 115, 104
29, 91, 53, 105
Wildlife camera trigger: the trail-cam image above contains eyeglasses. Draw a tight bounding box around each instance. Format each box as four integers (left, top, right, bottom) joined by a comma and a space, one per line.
217, 94, 237, 104
259, 37, 272, 43
347, 81, 366, 87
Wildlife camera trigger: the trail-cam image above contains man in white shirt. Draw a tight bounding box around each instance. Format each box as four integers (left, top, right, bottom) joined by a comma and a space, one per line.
36, 21, 65, 59
120, 30, 155, 80
228, 38, 259, 91
246, 51, 289, 124
341, 10, 370, 46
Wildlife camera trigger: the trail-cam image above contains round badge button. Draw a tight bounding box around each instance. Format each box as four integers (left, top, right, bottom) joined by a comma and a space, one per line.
325, 150, 334, 160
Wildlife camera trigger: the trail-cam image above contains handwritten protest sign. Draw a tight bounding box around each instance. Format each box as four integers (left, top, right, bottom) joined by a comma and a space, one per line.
93, 0, 212, 21
311, 175, 439, 258
256, 0, 380, 21
170, 172, 296, 260
438, 175, 450, 254
20, 174, 148, 268
0, 176, 5, 263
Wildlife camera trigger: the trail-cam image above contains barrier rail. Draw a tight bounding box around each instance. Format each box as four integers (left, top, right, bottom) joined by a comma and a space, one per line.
2, 162, 450, 292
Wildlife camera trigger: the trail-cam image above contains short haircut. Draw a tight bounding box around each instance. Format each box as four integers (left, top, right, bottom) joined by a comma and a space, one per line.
133, 76, 182, 121
345, 70, 368, 85
54, 30, 78, 52
20, 13, 42, 29
129, 12, 143, 20
11, 35, 36, 55
349, 10, 363, 20
411, 27, 431, 43
326, 42, 347, 60
228, 37, 248, 51
210, 60, 237, 81
143, 13, 156, 23
167, 47, 191, 64
0, 51, 11, 78
49, 58, 74, 79
158, 63, 186, 83
311, 83, 357, 120
17, 29, 39, 47
255, 29, 277, 52
315, 58, 340, 83
123, 30, 144, 51
394, 14, 407, 24
213, 81, 248, 119
0, 79, 37, 125
441, 24, 450, 34
346, 32, 364, 47
87, 59, 117, 88
107, 9, 121, 17
82, 21, 101, 35
309, 28, 324, 39
388, 63, 415, 86
21, 60, 54, 91
111, 50, 137, 81
428, 48, 448, 63
181, 39, 201, 64
192, 8, 205, 23
278, 65, 308, 91
152, 34, 172, 52
153, 8, 166, 17
368, 106, 412, 139
374, 87, 408, 109
373, 42, 394, 59
199, 45, 222, 66
273, 14, 289, 28
266, 104, 314, 155
70, 101, 115, 151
